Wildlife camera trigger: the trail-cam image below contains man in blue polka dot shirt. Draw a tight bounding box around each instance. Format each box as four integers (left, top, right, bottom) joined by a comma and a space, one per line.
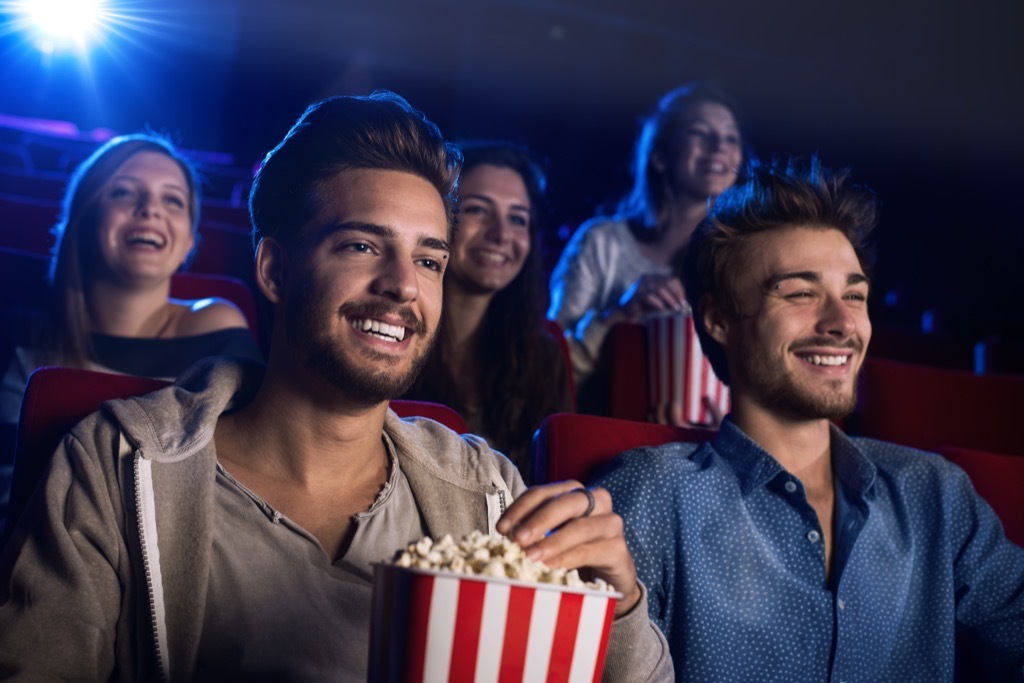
592, 158, 1024, 681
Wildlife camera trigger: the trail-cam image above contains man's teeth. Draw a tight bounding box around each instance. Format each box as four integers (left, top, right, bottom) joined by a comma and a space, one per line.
802, 354, 848, 366
352, 318, 406, 341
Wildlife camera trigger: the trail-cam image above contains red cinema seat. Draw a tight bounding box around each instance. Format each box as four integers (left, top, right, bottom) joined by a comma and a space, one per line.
6, 367, 171, 540
937, 445, 1024, 548
607, 322, 650, 421
388, 399, 468, 435
855, 357, 1024, 456
532, 411, 715, 485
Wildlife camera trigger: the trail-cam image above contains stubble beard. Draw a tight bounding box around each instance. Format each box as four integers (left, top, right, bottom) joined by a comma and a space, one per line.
287, 289, 437, 406
304, 331, 436, 405
740, 343, 861, 422
757, 370, 859, 421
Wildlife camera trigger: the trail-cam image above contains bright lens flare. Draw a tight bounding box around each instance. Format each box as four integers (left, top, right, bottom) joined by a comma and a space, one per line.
30, 0, 104, 37
12, 0, 109, 49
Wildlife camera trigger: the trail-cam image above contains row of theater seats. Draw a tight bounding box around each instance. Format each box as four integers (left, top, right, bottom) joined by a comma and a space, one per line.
10, 365, 1021, 553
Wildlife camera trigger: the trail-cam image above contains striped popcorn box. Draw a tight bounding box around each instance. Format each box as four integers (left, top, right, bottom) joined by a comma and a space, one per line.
645, 311, 729, 426
368, 564, 620, 683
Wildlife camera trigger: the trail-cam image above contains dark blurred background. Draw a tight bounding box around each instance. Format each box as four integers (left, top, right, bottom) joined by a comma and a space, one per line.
2, 0, 1022, 340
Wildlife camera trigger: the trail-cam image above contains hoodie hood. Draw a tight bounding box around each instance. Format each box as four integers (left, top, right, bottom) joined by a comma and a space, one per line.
102, 356, 265, 463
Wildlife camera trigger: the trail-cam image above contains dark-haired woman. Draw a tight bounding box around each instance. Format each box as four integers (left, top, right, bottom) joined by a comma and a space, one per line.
405, 142, 572, 482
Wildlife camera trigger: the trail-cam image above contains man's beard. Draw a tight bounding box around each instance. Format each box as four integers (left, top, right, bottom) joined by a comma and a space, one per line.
757, 370, 859, 421
739, 337, 862, 422
286, 289, 436, 406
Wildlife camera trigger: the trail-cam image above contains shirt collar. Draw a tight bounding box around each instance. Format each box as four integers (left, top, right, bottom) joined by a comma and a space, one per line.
712, 417, 877, 500
829, 423, 878, 502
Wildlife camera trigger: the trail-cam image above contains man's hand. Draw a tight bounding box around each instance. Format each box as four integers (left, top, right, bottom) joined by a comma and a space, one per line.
495, 481, 642, 617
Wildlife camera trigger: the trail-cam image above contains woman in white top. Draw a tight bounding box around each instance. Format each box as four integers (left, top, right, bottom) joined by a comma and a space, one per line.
548, 82, 746, 413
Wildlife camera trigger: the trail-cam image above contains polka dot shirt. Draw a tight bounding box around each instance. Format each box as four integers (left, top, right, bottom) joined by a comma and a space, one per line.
592, 418, 1024, 682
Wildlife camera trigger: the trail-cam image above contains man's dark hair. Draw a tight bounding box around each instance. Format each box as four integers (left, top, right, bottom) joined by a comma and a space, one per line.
249, 90, 462, 251
682, 157, 879, 384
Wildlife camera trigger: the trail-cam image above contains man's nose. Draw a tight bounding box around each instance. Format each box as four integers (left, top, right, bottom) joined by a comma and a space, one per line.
817, 295, 857, 338
372, 255, 418, 302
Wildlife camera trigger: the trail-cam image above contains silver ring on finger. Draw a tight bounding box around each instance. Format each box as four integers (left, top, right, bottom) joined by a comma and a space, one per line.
570, 486, 596, 518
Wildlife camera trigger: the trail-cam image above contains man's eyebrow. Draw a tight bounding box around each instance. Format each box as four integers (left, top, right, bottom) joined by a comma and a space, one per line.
763, 271, 820, 289
848, 272, 869, 286
319, 221, 450, 253
421, 236, 451, 253
763, 270, 870, 290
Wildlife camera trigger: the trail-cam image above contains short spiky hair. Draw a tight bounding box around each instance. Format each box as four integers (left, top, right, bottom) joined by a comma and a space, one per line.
682, 157, 879, 384
249, 90, 462, 251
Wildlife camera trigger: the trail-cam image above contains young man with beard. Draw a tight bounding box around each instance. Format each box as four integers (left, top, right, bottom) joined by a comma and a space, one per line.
591, 159, 1024, 681
0, 92, 672, 681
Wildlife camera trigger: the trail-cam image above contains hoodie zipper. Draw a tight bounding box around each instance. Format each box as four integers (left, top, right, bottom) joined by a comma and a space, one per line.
134, 455, 169, 682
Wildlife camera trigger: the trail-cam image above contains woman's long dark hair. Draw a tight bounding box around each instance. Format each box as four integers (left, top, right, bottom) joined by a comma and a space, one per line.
406, 142, 569, 481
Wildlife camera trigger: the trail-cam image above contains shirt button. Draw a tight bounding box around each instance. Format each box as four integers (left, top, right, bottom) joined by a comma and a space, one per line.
784, 481, 798, 493
837, 598, 845, 611
806, 530, 821, 543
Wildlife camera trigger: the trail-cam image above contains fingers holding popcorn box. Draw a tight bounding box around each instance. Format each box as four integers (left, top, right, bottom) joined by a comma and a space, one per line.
496, 482, 641, 617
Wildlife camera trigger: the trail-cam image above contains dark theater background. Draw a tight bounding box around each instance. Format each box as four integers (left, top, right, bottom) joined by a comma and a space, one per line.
1, 0, 1022, 351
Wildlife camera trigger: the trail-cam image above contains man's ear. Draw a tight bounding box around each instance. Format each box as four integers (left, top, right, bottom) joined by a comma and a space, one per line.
702, 295, 730, 346
255, 237, 287, 304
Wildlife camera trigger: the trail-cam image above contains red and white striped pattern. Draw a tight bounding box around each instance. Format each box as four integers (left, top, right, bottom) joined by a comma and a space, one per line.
646, 312, 730, 426
369, 565, 618, 683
